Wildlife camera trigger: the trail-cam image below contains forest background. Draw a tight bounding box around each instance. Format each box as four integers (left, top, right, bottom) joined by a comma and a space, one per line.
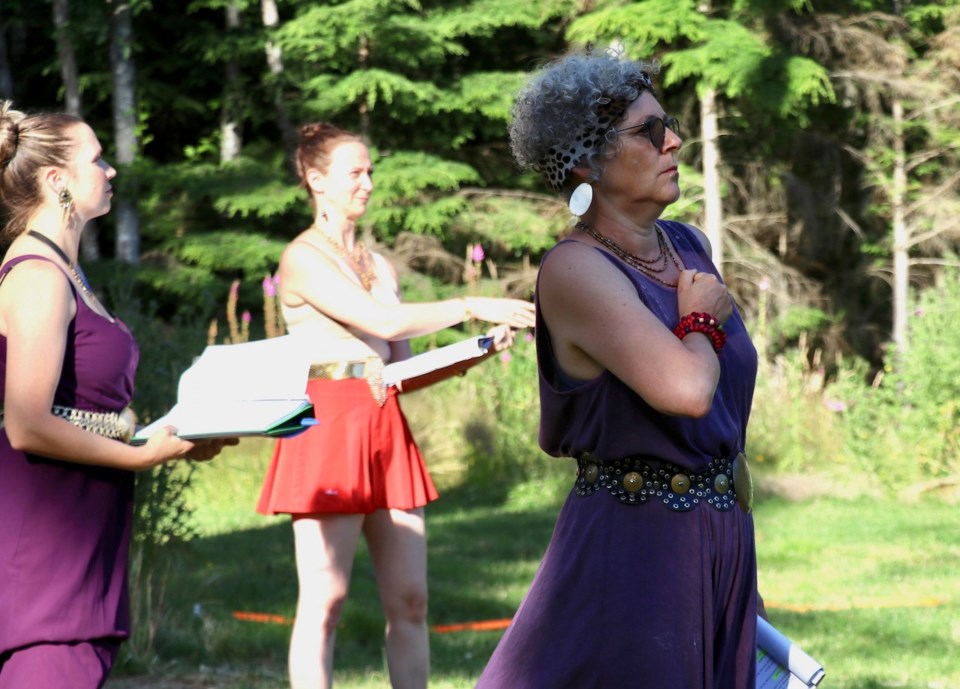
1, 0, 959, 684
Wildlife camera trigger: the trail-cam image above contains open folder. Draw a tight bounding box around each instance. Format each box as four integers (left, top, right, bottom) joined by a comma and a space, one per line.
381, 335, 494, 390
757, 615, 826, 688
130, 336, 315, 444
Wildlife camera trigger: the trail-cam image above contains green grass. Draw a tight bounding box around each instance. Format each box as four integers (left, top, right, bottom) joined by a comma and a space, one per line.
109, 435, 960, 689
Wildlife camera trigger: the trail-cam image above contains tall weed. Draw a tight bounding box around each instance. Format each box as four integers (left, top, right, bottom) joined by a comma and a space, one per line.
460, 335, 560, 485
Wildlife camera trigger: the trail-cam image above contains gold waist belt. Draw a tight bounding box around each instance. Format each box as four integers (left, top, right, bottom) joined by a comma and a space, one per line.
309, 360, 372, 380
0, 405, 135, 442
308, 359, 387, 407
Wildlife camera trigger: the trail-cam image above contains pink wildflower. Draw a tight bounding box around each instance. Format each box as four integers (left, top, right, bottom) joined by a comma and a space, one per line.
471, 243, 485, 263
824, 398, 847, 413
499, 351, 512, 363
242, 310, 252, 323
262, 276, 276, 298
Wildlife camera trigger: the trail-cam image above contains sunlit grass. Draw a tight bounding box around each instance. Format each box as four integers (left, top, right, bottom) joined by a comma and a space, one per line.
110, 357, 960, 688
108, 434, 960, 689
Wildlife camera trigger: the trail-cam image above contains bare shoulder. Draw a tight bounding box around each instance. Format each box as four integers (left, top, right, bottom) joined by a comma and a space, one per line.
280, 236, 336, 274
0, 256, 74, 335
0, 253, 69, 292
539, 240, 634, 300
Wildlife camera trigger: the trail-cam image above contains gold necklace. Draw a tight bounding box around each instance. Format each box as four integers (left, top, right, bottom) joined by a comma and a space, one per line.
27, 230, 95, 297
312, 226, 377, 291
575, 221, 682, 288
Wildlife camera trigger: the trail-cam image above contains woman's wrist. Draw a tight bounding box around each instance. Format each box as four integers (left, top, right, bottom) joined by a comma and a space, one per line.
673, 312, 726, 353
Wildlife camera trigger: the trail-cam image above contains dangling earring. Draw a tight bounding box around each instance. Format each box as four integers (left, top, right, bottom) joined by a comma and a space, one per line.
568, 183, 593, 217
58, 187, 73, 214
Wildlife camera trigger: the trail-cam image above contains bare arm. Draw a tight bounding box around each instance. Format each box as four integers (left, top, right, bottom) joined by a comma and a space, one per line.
538, 242, 732, 418
280, 242, 535, 340
0, 262, 222, 470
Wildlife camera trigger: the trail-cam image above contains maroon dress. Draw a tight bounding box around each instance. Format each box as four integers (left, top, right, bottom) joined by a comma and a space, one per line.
0, 256, 139, 655
476, 221, 760, 689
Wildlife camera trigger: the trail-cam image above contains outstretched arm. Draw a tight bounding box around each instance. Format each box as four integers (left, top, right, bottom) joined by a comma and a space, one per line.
280, 242, 534, 341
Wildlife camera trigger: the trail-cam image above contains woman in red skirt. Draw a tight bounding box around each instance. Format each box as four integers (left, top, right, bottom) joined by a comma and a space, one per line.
256, 122, 534, 689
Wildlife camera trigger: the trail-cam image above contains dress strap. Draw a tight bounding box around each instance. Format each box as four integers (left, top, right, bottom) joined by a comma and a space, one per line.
0, 254, 63, 289
0, 253, 101, 318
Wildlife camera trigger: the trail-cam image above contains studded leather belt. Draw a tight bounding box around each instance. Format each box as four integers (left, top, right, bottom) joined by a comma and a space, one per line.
574, 451, 753, 513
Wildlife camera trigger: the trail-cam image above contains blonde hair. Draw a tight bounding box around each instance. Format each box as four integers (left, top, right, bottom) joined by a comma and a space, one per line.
0, 101, 82, 242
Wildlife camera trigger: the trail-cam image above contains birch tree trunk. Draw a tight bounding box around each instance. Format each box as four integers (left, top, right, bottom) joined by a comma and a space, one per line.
220, 0, 242, 163
0, 0, 14, 99
700, 86, 724, 273
52, 0, 81, 116
54, 0, 102, 260
357, 34, 370, 139
261, 0, 297, 160
891, 97, 909, 352
109, 0, 140, 264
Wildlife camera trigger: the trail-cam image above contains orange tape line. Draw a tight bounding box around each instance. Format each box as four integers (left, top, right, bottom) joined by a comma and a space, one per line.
431, 619, 512, 634
232, 611, 293, 625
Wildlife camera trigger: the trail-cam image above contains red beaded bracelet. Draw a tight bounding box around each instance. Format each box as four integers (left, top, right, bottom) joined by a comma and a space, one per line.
673, 312, 726, 353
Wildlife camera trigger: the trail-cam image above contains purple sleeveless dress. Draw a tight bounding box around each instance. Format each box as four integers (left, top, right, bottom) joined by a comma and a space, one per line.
476, 221, 760, 689
0, 255, 139, 655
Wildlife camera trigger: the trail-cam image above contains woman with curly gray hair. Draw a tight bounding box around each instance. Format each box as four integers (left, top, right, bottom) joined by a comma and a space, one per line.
476, 53, 761, 688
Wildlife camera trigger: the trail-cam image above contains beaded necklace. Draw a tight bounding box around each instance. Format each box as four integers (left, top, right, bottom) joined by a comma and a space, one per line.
312, 226, 377, 292
26, 230, 95, 297
575, 221, 682, 288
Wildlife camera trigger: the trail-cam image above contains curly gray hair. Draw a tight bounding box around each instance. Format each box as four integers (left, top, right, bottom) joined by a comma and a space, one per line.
508, 53, 660, 193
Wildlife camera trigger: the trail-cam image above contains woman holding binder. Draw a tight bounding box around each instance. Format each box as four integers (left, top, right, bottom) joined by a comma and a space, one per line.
475, 53, 761, 687
256, 121, 534, 689
0, 103, 233, 688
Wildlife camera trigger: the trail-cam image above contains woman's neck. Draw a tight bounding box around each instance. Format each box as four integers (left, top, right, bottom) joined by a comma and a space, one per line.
23, 209, 81, 262
584, 210, 661, 256
313, 212, 358, 250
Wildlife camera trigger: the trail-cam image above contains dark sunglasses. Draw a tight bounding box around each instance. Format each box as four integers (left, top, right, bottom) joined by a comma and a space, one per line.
606, 115, 681, 150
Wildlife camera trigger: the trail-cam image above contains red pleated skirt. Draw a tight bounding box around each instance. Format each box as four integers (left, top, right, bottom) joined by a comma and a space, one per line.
256, 377, 439, 515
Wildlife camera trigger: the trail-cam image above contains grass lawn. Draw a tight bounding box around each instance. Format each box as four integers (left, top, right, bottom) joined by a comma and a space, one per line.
109, 439, 960, 688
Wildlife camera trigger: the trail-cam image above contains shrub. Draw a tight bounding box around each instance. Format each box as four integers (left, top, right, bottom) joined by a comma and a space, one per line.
827, 268, 960, 488
747, 336, 848, 475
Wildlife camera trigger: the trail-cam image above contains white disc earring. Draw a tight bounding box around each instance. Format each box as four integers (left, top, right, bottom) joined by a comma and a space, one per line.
568, 183, 593, 217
